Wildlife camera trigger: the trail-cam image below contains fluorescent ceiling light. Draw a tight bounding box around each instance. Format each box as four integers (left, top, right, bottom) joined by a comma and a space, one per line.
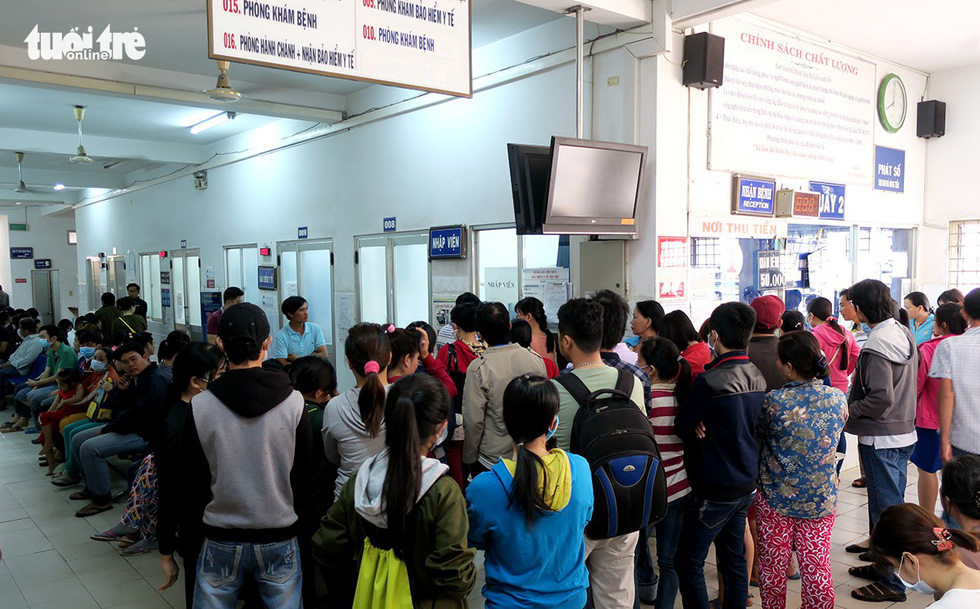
189, 111, 236, 135
53, 183, 65, 191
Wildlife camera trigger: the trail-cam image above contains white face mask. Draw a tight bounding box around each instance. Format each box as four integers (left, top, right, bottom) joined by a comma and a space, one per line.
896, 554, 937, 595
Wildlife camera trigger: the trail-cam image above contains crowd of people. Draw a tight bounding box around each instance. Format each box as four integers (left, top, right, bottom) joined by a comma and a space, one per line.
1, 280, 980, 609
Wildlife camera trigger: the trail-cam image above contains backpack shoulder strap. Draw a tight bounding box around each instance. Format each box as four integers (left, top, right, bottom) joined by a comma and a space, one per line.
447, 342, 458, 372
554, 372, 592, 407
614, 368, 635, 396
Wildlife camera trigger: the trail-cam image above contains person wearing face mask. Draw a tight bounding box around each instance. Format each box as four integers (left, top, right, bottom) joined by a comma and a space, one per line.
466, 374, 593, 609
0, 318, 43, 398
74, 329, 102, 370
314, 374, 477, 608
5, 324, 77, 432
869, 503, 980, 607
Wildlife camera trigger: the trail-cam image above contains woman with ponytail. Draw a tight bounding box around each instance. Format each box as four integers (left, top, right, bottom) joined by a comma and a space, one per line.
754, 331, 848, 609
314, 374, 476, 608
323, 322, 392, 500
869, 503, 980, 606
515, 297, 557, 362
904, 291, 936, 345
465, 374, 592, 609
636, 338, 691, 609
807, 297, 860, 394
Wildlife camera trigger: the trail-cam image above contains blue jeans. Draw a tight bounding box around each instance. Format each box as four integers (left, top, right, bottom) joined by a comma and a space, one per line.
655, 495, 689, 609
859, 442, 913, 595
77, 429, 149, 503
676, 491, 755, 609
194, 537, 303, 609
14, 385, 56, 420
635, 525, 659, 606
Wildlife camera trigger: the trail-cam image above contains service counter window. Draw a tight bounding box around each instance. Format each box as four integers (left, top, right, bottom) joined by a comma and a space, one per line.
782, 224, 852, 313
474, 227, 570, 315
949, 220, 980, 292
856, 227, 914, 301
224, 245, 260, 304
138, 253, 163, 321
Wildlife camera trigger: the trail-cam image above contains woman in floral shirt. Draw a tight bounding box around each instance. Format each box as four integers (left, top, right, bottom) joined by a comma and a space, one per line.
755, 331, 848, 609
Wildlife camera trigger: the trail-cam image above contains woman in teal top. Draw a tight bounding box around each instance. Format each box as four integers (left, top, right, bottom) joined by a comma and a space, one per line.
754, 331, 848, 609
904, 291, 935, 346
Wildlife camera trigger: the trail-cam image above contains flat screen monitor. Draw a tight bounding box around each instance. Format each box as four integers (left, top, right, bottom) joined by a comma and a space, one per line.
543, 137, 647, 235
507, 143, 551, 235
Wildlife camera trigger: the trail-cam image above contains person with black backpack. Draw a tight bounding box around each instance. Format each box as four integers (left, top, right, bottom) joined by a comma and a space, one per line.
674, 302, 767, 609
552, 298, 661, 609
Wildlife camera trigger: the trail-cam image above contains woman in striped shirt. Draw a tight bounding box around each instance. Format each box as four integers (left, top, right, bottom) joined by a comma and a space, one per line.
637, 337, 692, 609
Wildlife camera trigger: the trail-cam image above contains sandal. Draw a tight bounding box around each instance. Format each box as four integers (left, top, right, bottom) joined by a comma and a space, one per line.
846, 542, 869, 553
51, 476, 80, 488
0, 424, 26, 433
75, 503, 113, 518
850, 582, 906, 603
852, 477, 867, 488
69, 490, 91, 501
848, 564, 883, 581
91, 530, 126, 542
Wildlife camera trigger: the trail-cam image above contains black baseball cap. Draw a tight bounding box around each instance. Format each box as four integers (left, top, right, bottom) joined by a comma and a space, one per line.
218, 302, 270, 345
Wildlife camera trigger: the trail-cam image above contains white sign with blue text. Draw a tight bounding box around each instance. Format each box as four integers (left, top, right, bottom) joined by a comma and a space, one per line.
809, 181, 846, 220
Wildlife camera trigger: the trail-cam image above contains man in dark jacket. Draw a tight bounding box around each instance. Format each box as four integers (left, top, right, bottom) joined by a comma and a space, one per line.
74, 341, 169, 517
675, 301, 767, 609
183, 302, 311, 607
844, 279, 917, 603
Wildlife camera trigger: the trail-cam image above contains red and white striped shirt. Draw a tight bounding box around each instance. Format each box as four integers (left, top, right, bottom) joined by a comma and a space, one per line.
649, 383, 690, 503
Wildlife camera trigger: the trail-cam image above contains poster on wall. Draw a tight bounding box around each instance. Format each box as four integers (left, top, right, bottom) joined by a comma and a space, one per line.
208, 0, 472, 97
874, 146, 905, 192
708, 17, 876, 185
657, 237, 689, 268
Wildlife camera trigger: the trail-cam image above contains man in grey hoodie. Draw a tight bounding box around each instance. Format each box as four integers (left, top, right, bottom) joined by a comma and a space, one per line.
183, 303, 311, 608
844, 279, 916, 604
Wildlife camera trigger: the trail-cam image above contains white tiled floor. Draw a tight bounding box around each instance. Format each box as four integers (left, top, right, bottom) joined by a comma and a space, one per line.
0, 425, 934, 609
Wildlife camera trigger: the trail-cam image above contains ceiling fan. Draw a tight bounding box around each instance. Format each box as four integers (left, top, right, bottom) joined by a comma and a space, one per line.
13, 152, 37, 193
70, 105, 93, 164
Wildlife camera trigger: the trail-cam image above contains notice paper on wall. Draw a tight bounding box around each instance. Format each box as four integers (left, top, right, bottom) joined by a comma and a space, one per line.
523, 280, 572, 325
208, 0, 472, 97
708, 16, 875, 185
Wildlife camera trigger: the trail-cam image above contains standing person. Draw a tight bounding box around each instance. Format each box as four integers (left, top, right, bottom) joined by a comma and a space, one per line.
183, 303, 311, 608
636, 338, 692, 609
748, 295, 787, 392
155, 342, 225, 607
127, 283, 149, 320
323, 323, 391, 500
914, 303, 966, 513
436, 292, 481, 350
630, 300, 665, 344
674, 302, 767, 609
780, 311, 805, 333
904, 292, 935, 346
466, 374, 593, 609
843, 279, 917, 604
932, 288, 980, 460
515, 296, 557, 362
593, 290, 652, 414
0, 284, 9, 308
869, 504, 980, 607
840, 288, 869, 489
206, 287, 244, 344
510, 319, 560, 378
754, 332, 847, 609
111, 297, 147, 344
95, 292, 121, 339
937, 288, 965, 307
661, 310, 712, 378
551, 298, 646, 609
436, 302, 486, 487
272, 295, 329, 366
462, 302, 546, 475
807, 297, 860, 394
313, 375, 477, 608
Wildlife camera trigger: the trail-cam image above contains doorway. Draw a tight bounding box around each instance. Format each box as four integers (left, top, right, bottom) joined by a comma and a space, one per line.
169, 249, 202, 339
32, 270, 60, 325
355, 231, 431, 327
277, 239, 335, 364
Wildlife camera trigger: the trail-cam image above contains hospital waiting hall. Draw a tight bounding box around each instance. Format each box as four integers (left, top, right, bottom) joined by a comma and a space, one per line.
3, 0, 980, 608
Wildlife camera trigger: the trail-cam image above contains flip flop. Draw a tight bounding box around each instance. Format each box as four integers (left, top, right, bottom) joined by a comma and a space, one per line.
69, 490, 91, 500
51, 477, 80, 488
851, 477, 867, 488
846, 542, 869, 554
850, 581, 906, 603
75, 503, 113, 518
91, 530, 126, 542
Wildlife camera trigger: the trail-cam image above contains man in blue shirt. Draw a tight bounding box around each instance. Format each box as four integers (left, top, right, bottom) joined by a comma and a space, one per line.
272, 296, 328, 366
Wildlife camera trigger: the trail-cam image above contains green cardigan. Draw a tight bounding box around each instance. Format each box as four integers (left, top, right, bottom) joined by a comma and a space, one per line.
312, 472, 477, 608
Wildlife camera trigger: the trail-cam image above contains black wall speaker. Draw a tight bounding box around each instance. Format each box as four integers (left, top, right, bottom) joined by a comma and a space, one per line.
917, 100, 946, 139
683, 32, 725, 89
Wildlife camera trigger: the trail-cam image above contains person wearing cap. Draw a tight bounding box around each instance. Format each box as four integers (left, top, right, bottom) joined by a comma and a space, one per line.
182, 302, 312, 607
748, 294, 788, 392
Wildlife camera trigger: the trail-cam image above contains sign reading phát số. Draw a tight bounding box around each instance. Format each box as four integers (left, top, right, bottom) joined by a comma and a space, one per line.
874, 146, 905, 192
207, 0, 472, 97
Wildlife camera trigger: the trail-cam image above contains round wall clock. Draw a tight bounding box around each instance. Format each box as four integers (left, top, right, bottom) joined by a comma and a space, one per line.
878, 73, 907, 133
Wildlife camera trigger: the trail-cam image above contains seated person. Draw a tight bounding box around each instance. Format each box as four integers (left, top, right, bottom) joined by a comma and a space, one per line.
272, 296, 328, 366
0, 318, 43, 389
5, 324, 77, 432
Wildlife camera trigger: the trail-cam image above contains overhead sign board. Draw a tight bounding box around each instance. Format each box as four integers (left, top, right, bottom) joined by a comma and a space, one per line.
810, 181, 846, 221
428, 226, 466, 259
689, 215, 788, 239
207, 0, 473, 97
732, 175, 776, 216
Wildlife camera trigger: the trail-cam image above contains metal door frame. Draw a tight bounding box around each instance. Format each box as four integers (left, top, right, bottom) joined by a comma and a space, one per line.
169, 248, 202, 338
276, 238, 336, 363
353, 230, 431, 325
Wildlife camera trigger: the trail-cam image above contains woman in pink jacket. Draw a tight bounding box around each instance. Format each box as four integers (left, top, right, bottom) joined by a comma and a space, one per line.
914, 302, 967, 512
806, 297, 859, 393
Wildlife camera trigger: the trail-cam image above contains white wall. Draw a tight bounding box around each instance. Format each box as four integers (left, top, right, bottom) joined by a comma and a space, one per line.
3, 207, 77, 319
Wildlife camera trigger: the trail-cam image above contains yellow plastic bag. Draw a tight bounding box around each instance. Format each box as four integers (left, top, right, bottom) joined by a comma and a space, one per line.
353, 537, 413, 609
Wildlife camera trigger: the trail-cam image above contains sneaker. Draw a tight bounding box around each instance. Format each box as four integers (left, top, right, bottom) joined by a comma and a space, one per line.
51, 476, 81, 488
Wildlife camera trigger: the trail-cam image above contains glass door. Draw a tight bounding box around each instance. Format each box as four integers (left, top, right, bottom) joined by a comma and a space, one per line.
277, 239, 335, 363
107, 255, 127, 297
170, 249, 203, 339
355, 232, 431, 326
